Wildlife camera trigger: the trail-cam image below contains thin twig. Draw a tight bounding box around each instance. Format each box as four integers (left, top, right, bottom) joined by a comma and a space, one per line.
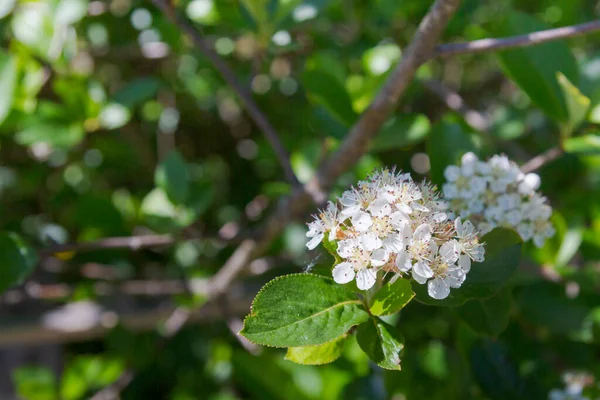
520, 146, 563, 173
435, 19, 600, 57
151, 0, 299, 186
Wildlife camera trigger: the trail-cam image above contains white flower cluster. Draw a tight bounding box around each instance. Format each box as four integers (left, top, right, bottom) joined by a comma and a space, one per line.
442, 152, 555, 248
306, 169, 485, 300
549, 371, 595, 400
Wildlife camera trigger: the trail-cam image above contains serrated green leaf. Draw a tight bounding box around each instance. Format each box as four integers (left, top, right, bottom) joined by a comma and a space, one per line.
427, 121, 478, 186
370, 278, 414, 316
155, 151, 190, 205
285, 334, 347, 365
240, 273, 369, 347
496, 12, 579, 122
371, 114, 430, 152
356, 316, 404, 370
302, 69, 357, 126
0, 233, 37, 294
414, 228, 522, 306
456, 289, 512, 337
0, 50, 17, 126
564, 134, 600, 154
557, 72, 590, 136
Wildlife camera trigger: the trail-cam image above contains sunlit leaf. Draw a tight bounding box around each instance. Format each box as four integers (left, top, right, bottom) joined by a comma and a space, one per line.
370, 278, 414, 316
285, 334, 347, 365
240, 274, 369, 347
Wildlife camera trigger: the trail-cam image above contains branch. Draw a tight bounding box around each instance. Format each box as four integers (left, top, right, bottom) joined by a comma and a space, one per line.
150, 0, 299, 186
435, 19, 600, 57
0, 296, 251, 347
520, 146, 563, 173
40, 234, 176, 255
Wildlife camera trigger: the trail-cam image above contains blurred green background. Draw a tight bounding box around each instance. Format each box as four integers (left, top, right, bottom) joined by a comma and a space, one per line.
1, 0, 600, 399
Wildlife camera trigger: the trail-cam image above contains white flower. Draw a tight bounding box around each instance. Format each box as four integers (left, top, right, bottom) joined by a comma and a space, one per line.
306, 167, 486, 299
442, 153, 554, 247
444, 165, 461, 182
306, 219, 325, 250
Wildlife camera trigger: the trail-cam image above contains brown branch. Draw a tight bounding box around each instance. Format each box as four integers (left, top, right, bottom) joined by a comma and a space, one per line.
150, 0, 299, 186
435, 19, 600, 57
0, 296, 251, 347
520, 146, 563, 173
40, 234, 176, 255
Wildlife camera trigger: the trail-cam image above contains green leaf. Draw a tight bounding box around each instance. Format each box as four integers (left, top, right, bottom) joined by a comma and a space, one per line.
240, 273, 369, 347
362, 43, 401, 76
496, 12, 579, 122
356, 316, 404, 370
456, 289, 512, 337
16, 119, 85, 149
12, 367, 57, 400
427, 121, 478, 186
414, 228, 522, 306
285, 334, 347, 365
0, 50, 17, 126
113, 78, 160, 109
141, 188, 196, 232
557, 72, 590, 136
302, 69, 357, 126
370, 278, 414, 316
564, 134, 600, 154
0, 233, 37, 294
371, 114, 430, 152
155, 151, 190, 205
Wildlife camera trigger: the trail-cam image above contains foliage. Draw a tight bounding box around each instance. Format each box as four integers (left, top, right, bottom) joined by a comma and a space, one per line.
0, 0, 599, 399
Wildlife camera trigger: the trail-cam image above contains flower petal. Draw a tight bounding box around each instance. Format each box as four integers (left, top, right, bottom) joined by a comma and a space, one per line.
332, 262, 355, 284
351, 211, 373, 232
370, 248, 389, 267
428, 277, 450, 299
412, 268, 428, 284
413, 223, 432, 241
395, 249, 412, 272
413, 260, 434, 279
356, 268, 377, 290
360, 234, 382, 252
439, 240, 459, 264
306, 232, 324, 250
337, 239, 357, 259
459, 254, 471, 273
